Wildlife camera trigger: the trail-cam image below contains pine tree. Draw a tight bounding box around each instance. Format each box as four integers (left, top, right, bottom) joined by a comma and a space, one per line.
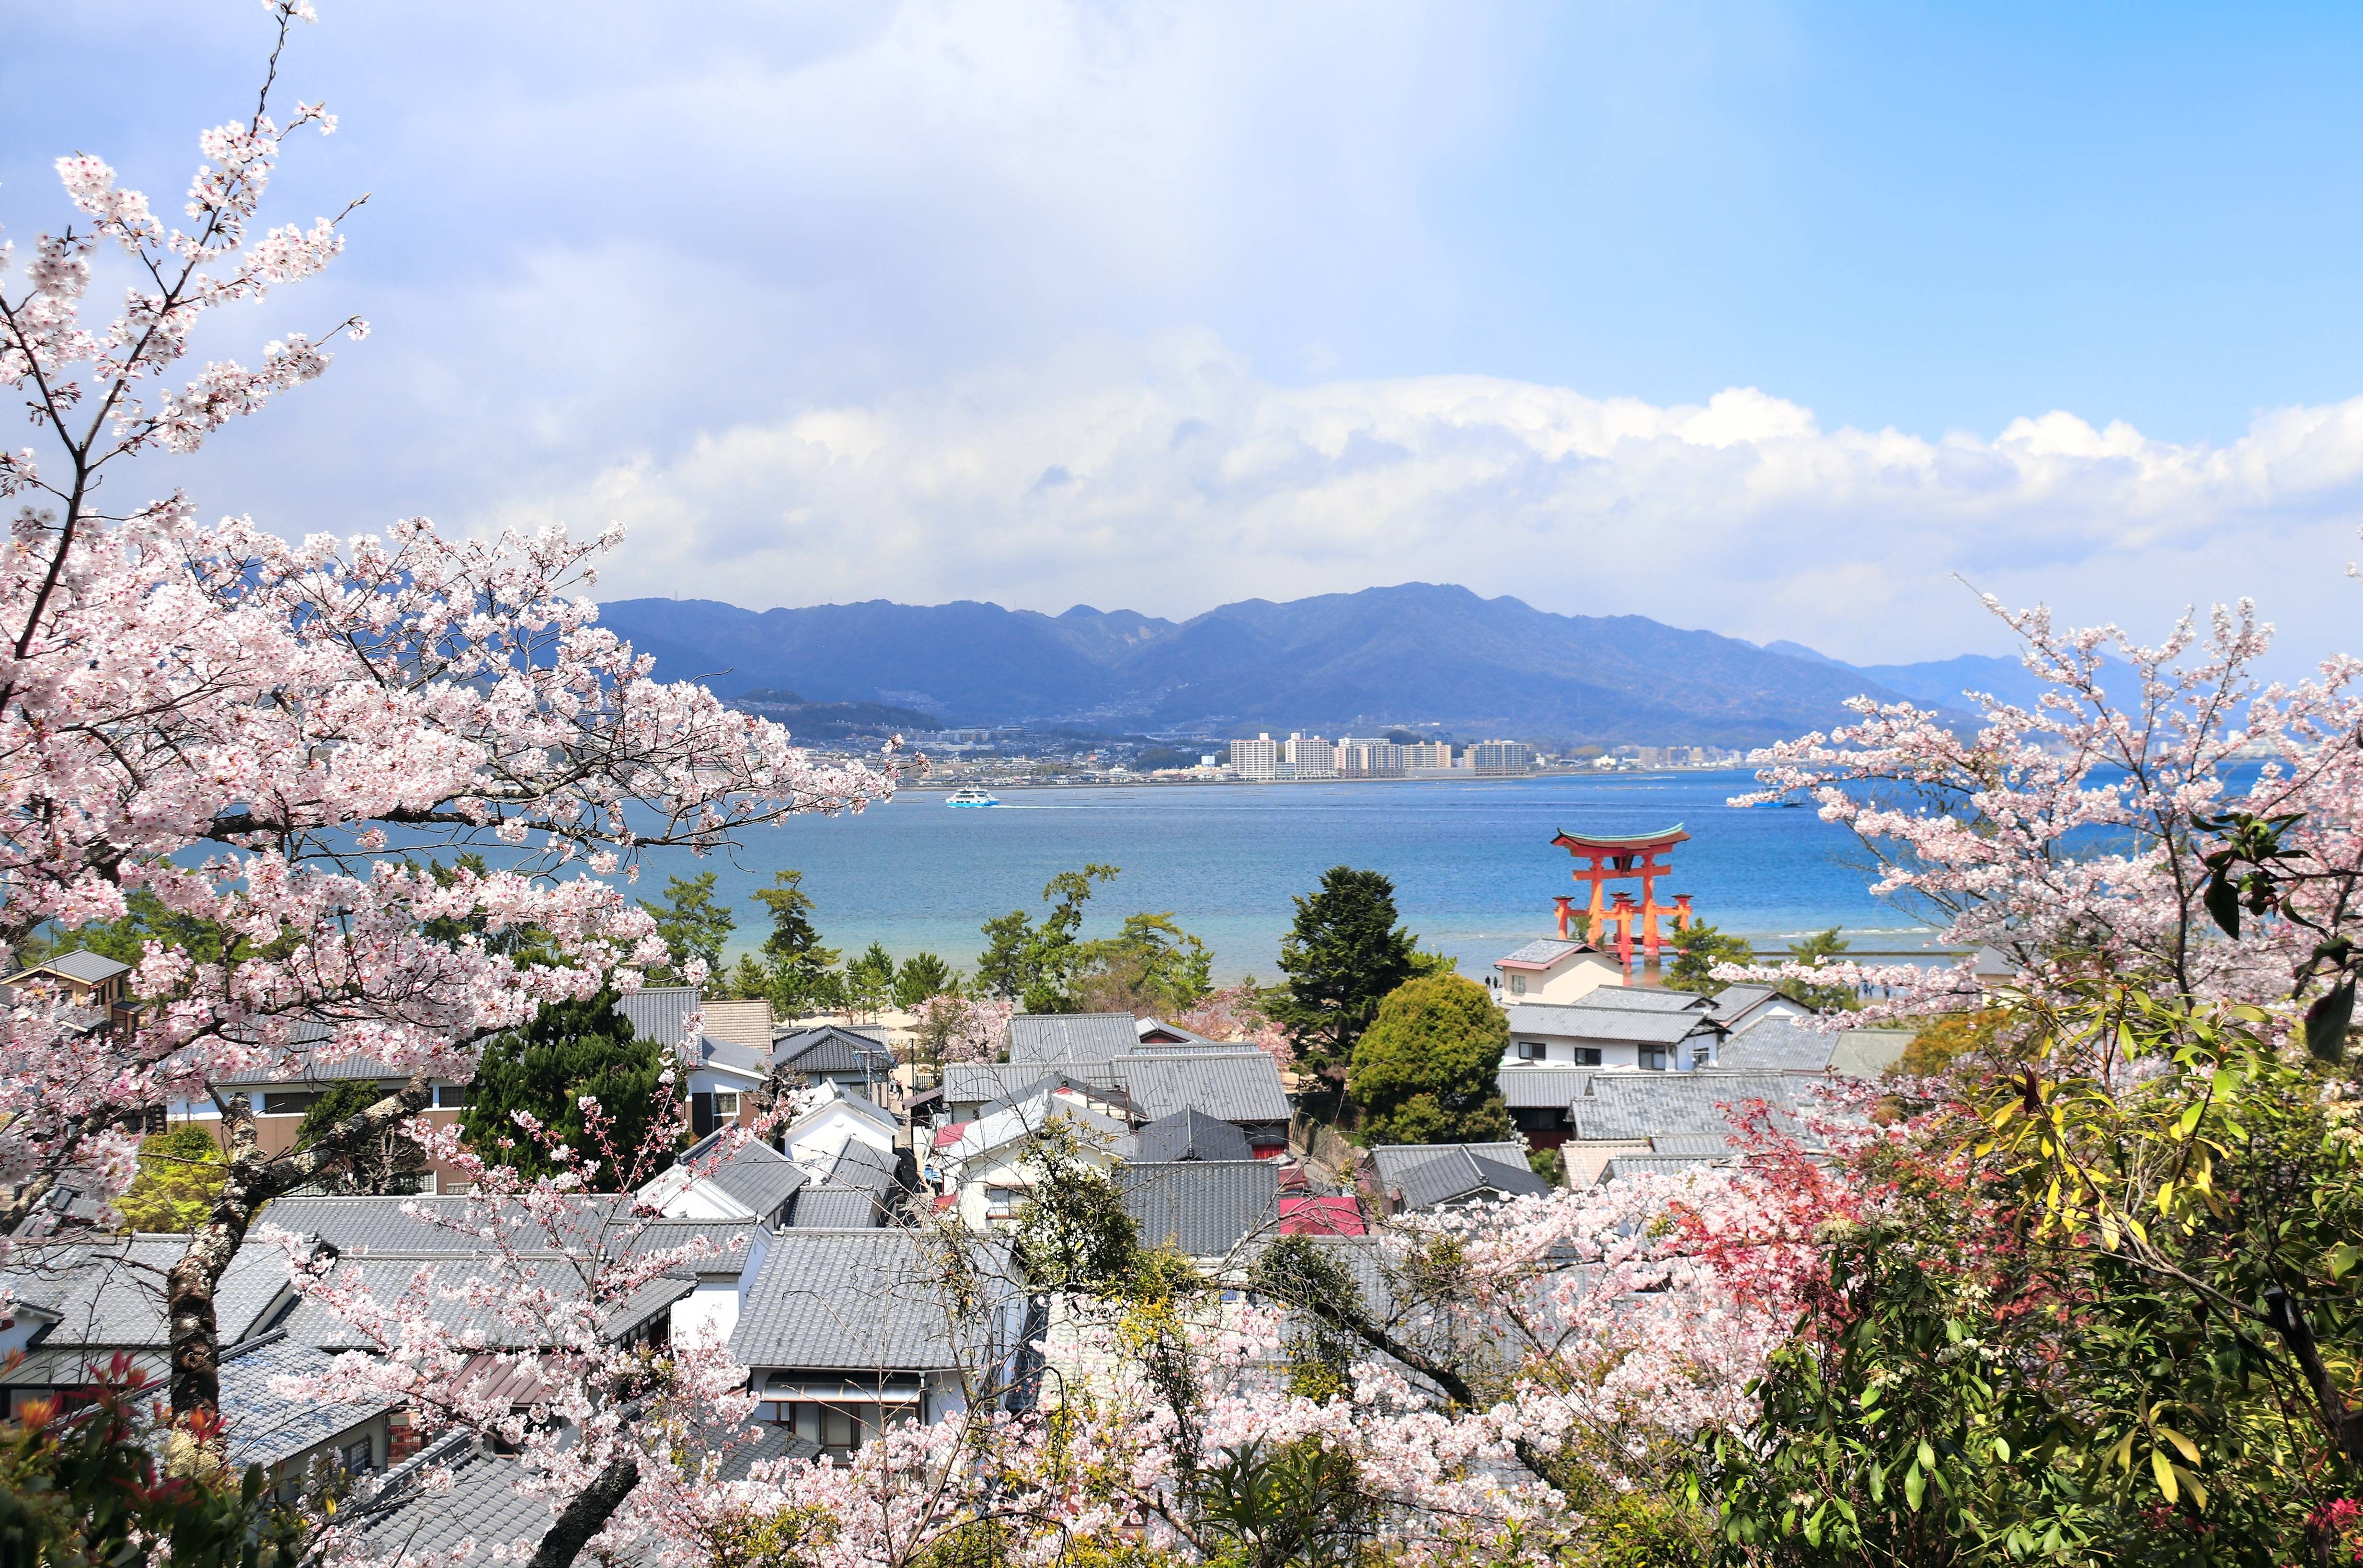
295, 1080, 429, 1194
1667, 920, 1754, 995
1269, 867, 1420, 1080
1347, 974, 1515, 1146
893, 952, 957, 1008
752, 869, 841, 1016
638, 870, 736, 985
458, 989, 673, 1183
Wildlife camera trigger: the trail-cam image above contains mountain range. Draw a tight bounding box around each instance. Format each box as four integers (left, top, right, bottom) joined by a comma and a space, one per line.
597, 584, 2039, 746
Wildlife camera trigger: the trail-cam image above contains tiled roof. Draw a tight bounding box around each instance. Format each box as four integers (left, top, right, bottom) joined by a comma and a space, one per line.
1112, 1054, 1289, 1124
728, 1231, 993, 1370
1828, 1030, 1915, 1079
1570, 1073, 1804, 1142
258, 1195, 759, 1273
1495, 939, 1595, 969
1648, 1132, 1740, 1158
787, 1187, 886, 1228
218, 1331, 396, 1469
278, 1256, 635, 1351
1385, 1147, 1552, 1210
944, 1062, 1116, 1107
1134, 1109, 1252, 1163
1118, 1160, 1280, 1258
1716, 1018, 1836, 1073
1506, 1002, 1714, 1045
775, 1026, 898, 1077
19, 948, 132, 985
1603, 1155, 1726, 1181
615, 986, 700, 1049
700, 998, 774, 1050
0, 1234, 293, 1350
1367, 1141, 1527, 1193
1495, 1065, 1597, 1109
355, 1432, 552, 1561
1565, 987, 1713, 1014
1706, 984, 1786, 1023
694, 1033, 769, 1082
1008, 1013, 1142, 1062
825, 1139, 900, 1201
675, 1131, 807, 1220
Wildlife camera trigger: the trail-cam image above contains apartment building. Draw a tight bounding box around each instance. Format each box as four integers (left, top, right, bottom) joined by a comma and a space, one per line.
1398, 741, 1453, 769
1230, 733, 1283, 780
1282, 732, 1336, 779
1465, 740, 1533, 775
1334, 737, 1406, 778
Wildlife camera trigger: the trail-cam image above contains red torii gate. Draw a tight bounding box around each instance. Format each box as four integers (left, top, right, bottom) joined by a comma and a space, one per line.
1550, 825, 1694, 969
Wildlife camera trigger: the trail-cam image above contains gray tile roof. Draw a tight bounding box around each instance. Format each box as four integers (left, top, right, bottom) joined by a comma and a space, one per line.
1603, 1154, 1726, 1181
1495, 939, 1597, 967
1009, 1012, 1142, 1062
1118, 1160, 1280, 1258
825, 1139, 900, 1202
1367, 1141, 1527, 1193
0, 1235, 293, 1351
355, 1432, 552, 1561
1570, 1072, 1804, 1142
1381, 1146, 1552, 1210
1648, 1132, 1740, 1158
1135, 1109, 1253, 1163
1706, 984, 1785, 1023
217, 1331, 395, 1470
727, 1231, 992, 1370
615, 986, 700, 1049
1567, 987, 1714, 1013
258, 1196, 759, 1275
1717, 1018, 1837, 1073
1113, 1054, 1289, 1124
21, 949, 132, 985
685, 1134, 807, 1220
1495, 1065, 1597, 1109
787, 1187, 886, 1228
1506, 1002, 1715, 1046
944, 1061, 1118, 1109
775, 1025, 898, 1077
1828, 1029, 1915, 1079
278, 1256, 620, 1351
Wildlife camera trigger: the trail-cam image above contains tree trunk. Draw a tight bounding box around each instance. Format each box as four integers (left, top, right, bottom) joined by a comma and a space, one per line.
167, 1074, 433, 1422
2265, 1284, 2363, 1466
525, 1456, 640, 1568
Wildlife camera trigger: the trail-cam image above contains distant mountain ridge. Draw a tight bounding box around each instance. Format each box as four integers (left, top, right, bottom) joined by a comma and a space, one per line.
599, 584, 2013, 746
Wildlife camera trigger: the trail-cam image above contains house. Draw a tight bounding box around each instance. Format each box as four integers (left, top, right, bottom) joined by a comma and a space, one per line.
1502, 989, 1724, 1070
932, 1081, 1131, 1227
1486, 938, 1622, 1005
785, 1139, 900, 1228
1135, 1018, 1221, 1046
1554, 1071, 1813, 1186
778, 1079, 899, 1174
613, 988, 770, 1138
1705, 984, 1813, 1033
1116, 1160, 1280, 1259
640, 1129, 807, 1228
773, 1024, 898, 1099
729, 1230, 1017, 1456
4, 948, 133, 1013
1363, 1143, 1551, 1214
1134, 1108, 1253, 1163
1495, 1065, 1597, 1150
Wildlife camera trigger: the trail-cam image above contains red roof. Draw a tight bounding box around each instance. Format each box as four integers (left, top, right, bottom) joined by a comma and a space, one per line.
1279, 1195, 1366, 1237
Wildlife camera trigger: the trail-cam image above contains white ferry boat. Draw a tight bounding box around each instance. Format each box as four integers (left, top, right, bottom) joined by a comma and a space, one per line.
945, 787, 1003, 808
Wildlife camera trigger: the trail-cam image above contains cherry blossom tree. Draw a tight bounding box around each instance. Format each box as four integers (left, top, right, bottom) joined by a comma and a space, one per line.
0, 0, 892, 1432
911, 993, 1011, 1066
1172, 982, 1293, 1069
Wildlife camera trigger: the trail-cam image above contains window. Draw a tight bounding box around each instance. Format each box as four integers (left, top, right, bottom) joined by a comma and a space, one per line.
1515, 1040, 1546, 1061
1572, 1047, 1602, 1067
713, 1091, 740, 1117
433, 1085, 473, 1109
1509, 973, 1527, 995
1639, 1046, 1670, 1071
339, 1437, 374, 1474
260, 1091, 320, 1116
984, 1185, 1017, 1218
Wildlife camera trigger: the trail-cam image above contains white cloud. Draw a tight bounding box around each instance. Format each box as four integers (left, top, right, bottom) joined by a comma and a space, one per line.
493, 334, 2363, 665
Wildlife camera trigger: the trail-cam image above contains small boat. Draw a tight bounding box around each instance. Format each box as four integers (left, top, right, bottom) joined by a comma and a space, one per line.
945, 788, 1002, 808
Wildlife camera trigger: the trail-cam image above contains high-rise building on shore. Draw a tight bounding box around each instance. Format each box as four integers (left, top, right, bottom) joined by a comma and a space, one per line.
1334, 737, 1407, 778
1465, 740, 1533, 775
1283, 732, 1336, 779
1230, 732, 1283, 780
1398, 741, 1453, 770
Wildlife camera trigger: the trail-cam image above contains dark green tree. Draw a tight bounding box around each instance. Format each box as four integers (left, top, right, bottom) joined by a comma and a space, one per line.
976, 864, 1118, 1012
1073, 912, 1214, 1016
1779, 925, 1860, 1012
637, 870, 735, 985
892, 951, 957, 1009
844, 941, 898, 1020
458, 989, 674, 1183
1666, 919, 1753, 995
294, 1081, 429, 1194
1268, 868, 1419, 1083
751, 870, 841, 1016
1346, 973, 1515, 1146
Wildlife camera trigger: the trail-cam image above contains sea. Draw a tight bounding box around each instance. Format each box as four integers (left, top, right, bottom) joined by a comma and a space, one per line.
626, 769, 1943, 985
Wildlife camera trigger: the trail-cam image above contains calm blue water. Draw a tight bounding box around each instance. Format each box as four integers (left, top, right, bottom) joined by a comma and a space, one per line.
625, 770, 1933, 986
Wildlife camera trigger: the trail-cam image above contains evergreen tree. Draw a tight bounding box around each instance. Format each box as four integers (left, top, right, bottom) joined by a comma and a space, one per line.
1666, 920, 1754, 995
718, 952, 774, 1001
1269, 867, 1420, 1080
751, 869, 841, 1017
637, 870, 735, 985
845, 941, 898, 1020
1347, 973, 1515, 1146
294, 1080, 429, 1194
1073, 912, 1214, 1016
458, 989, 673, 1183
113, 1126, 226, 1232
893, 951, 957, 1009
1779, 925, 1859, 1011
976, 864, 1118, 1012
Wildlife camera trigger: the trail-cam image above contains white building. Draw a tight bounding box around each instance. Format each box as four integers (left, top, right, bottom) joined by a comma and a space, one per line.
1334, 737, 1406, 778
1465, 740, 1532, 775
1283, 732, 1336, 779
1488, 938, 1623, 1005
1230, 733, 1283, 780
1398, 740, 1453, 769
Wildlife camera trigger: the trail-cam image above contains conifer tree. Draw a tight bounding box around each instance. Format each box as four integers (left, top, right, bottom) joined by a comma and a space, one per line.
1347, 973, 1515, 1146
1270, 867, 1420, 1081
637, 871, 735, 985
458, 989, 672, 1182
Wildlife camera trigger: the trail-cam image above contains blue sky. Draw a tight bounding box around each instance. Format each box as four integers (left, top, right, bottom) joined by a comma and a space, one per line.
8, 2, 2363, 666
